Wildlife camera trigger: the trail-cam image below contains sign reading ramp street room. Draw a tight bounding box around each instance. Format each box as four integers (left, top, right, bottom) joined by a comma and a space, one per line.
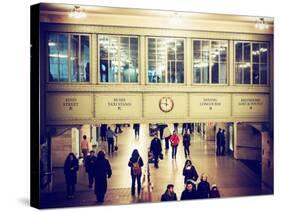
232, 94, 269, 117
189, 94, 231, 118
46, 93, 93, 120
95, 93, 142, 119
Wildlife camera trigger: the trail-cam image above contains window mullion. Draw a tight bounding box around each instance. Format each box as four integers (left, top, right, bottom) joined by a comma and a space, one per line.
250, 42, 253, 85
209, 40, 212, 84
128, 37, 131, 83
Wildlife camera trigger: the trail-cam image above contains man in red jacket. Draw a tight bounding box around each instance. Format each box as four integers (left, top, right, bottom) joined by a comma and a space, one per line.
170, 131, 180, 159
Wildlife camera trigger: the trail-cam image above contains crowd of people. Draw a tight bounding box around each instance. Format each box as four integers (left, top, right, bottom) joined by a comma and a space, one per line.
63, 123, 221, 203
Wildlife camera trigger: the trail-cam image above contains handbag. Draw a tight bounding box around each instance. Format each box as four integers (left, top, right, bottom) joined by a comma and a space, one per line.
114, 136, 118, 151
159, 153, 164, 160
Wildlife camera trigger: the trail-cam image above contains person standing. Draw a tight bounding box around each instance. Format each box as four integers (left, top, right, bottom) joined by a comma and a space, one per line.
161, 184, 177, 201
170, 131, 180, 159
85, 150, 97, 189
180, 181, 197, 200
128, 149, 144, 196
133, 123, 140, 139
197, 173, 210, 199
100, 124, 107, 141
150, 134, 162, 168
216, 128, 222, 156
158, 124, 167, 140
163, 126, 171, 150
183, 129, 191, 157
80, 135, 89, 163
64, 153, 79, 199
221, 129, 226, 156
173, 123, 179, 133
106, 127, 117, 155
182, 160, 198, 184
93, 150, 112, 202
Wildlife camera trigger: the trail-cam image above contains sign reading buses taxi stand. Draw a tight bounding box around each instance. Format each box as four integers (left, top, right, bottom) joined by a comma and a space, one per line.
232, 94, 269, 118
189, 94, 231, 118
46, 93, 93, 121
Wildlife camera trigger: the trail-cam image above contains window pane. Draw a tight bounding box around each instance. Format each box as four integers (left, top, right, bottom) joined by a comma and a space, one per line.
48, 33, 59, 81
58, 34, 68, 82
109, 37, 119, 82
100, 60, 108, 82
148, 38, 156, 60
211, 63, 219, 83
211, 41, 219, 63
253, 64, 260, 84
244, 42, 251, 62
157, 60, 166, 83
168, 41, 175, 61
219, 63, 227, 84
176, 61, 184, 83
120, 37, 129, 83
80, 36, 90, 82
148, 61, 156, 83
260, 43, 268, 63
99, 36, 109, 82
176, 40, 184, 60
202, 65, 209, 83
235, 42, 242, 62
260, 64, 267, 84
252, 43, 260, 63
235, 64, 243, 84
243, 66, 251, 84
193, 40, 201, 52
130, 60, 138, 83
193, 64, 201, 83
219, 41, 228, 62
70, 35, 79, 82
168, 61, 175, 83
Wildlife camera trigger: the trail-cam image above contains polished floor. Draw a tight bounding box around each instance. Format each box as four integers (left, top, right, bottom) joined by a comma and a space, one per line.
41, 124, 272, 208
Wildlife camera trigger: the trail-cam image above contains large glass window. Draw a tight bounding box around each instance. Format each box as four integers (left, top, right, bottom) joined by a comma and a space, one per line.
193, 40, 228, 84
235, 41, 268, 85
99, 35, 139, 83
148, 38, 184, 83
48, 33, 90, 82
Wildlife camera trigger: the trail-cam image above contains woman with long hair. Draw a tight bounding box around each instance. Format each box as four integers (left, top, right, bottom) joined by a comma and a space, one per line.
64, 153, 79, 199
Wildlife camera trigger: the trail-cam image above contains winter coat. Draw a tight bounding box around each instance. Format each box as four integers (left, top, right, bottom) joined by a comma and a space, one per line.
210, 189, 220, 198
150, 138, 162, 156
161, 191, 177, 201
216, 131, 221, 146
85, 155, 97, 174
180, 189, 197, 200
221, 132, 226, 146
128, 156, 144, 176
100, 124, 107, 137
170, 134, 180, 146
183, 165, 198, 183
94, 158, 112, 196
133, 124, 140, 130
183, 134, 191, 147
197, 181, 210, 198
64, 158, 79, 185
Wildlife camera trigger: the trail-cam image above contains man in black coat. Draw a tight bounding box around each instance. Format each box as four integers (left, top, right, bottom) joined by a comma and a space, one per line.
150, 134, 162, 168
93, 150, 112, 202
133, 123, 140, 139
85, 150, 97, 188
161, 184, 177, 201
181, 181, 197, 200
216, 128, 222, 156
220, 129, 226, 156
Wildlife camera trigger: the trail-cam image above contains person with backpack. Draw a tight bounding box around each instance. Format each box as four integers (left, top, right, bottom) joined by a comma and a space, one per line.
182, 159, 198, 185
128, 149, 144, 196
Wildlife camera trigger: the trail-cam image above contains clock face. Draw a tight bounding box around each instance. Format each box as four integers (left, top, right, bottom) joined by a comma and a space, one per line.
159, 97, 174, 113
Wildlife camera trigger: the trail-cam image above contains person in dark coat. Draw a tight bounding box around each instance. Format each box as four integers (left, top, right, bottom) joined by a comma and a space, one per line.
216, 128, 222, 156
161, 184, 177, 201
64, 153, 79, 199
128, 149, 144, 196
100, 124, 107, 141
93, 150, 112, 202
210, 184, 221, 198
182, 123, 188, 135
197, 173, 210, 199
183, 129, 191, 157
158, 124, 167, 140
173, 123, 179, 133
180, 181, 197, 200
150, 134, 162, 168
85, 150, 97, 188
106, 127, 117, 155
182, 160, 198, 184
133, 124, 140, 139
220, 129, 226, 156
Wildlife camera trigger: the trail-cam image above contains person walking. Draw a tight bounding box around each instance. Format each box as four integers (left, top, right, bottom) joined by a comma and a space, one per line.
216, 128, 222, 156
158, 124, 167, 140
221, 129, 226, 156
197, 173, 211, 199
163, 126, 171, 150
170, 131, 180, 159
106, 127, 117, 155
85, 150, 97, 189
128, 149, 144, 196
183, 129, 191, 157
64, 153, 79, 199
182, 160, 198, 184
150, 134, 162, 168
161, 184, 177, 201
93, 150, 112, 202
210, 184, 221, 198
80, 135, 89, 163
182, 123, 188, 135
100, 124, 107, 141
173, 123, 179, 133
133, 123, 140, 139
180, 181, 197, 200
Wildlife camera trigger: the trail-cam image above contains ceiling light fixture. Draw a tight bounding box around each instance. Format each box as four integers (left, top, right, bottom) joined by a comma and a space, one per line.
255, 18, 269, 30
69, 5, 86, 19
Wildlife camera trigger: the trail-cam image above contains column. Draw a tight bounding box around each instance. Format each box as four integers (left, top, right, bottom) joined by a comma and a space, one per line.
186, 38, 192, 86
91, 34, 98, 84
229, 40, 234, 86
140, 35, 146, 85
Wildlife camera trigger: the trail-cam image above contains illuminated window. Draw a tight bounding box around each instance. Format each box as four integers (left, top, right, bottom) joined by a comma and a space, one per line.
99, 35, 139, 83
148, 37, 184, 83
48, 33, 90, 82
193, 40, 228, 84
235, 41, 269, 85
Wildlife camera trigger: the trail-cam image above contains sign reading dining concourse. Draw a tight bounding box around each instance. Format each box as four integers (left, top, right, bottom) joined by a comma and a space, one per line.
189, 94, 231, 118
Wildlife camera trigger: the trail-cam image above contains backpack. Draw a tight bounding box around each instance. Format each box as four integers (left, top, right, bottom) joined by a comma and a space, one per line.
132, 157, 141, 175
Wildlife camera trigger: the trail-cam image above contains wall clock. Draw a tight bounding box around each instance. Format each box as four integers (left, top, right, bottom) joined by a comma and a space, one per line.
159, 97, 174, 113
